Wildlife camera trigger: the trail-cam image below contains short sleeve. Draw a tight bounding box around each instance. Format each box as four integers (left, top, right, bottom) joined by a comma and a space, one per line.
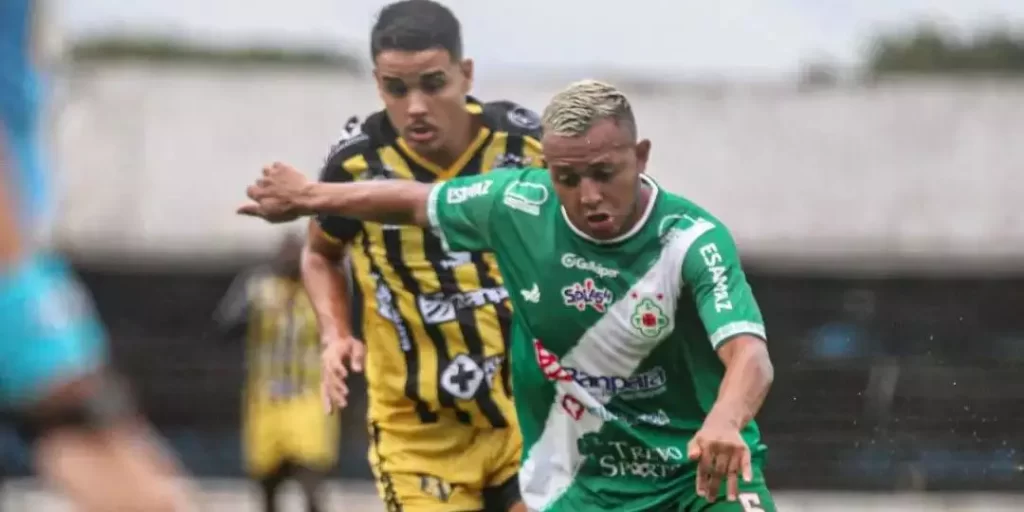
681, 225, 766, 349
315, 123, 368, 243
427, 170, 524, 252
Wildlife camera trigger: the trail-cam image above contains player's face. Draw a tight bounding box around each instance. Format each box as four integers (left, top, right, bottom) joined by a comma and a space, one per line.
543, 119, 651, 240
374, 48, 473, 156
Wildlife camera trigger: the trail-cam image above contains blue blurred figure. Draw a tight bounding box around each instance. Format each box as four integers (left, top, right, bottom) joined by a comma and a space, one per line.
0, 1, 192, 509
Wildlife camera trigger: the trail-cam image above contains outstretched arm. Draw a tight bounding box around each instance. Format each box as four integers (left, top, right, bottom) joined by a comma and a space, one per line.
303, 179, 432, 228
238, 162, 431, 227
240, 161, 524, 254
707, 336, 773, 431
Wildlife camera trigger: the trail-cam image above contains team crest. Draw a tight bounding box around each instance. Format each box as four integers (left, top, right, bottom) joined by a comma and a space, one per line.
629, 293, 670, 338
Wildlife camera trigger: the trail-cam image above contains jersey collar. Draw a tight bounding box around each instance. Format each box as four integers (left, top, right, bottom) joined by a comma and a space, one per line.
561, 174, 660, 245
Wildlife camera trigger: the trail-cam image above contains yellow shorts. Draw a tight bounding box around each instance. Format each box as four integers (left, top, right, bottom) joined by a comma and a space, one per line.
243, 391, 340, 477
368, 417, 523, 512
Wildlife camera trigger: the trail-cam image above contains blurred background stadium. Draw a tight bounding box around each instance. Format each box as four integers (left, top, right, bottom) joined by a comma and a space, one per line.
4, 0, 1024, 510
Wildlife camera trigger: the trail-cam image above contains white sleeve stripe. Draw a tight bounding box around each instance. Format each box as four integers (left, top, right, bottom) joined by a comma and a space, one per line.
709, 321, 767, 348
425, 184, 451, 252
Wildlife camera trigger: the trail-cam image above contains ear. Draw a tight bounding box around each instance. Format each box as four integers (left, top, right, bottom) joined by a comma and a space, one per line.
460, 58, 474, 93
634, 139, 652, 174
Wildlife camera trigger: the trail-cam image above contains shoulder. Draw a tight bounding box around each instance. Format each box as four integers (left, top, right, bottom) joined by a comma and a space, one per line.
320, 109, 397, 182
479, 99, 543, 139
650, 179, 733, 249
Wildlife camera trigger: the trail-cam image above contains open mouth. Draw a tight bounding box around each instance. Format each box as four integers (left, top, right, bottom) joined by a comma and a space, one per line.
406, 125, 437, 143
585, 213, 614, 233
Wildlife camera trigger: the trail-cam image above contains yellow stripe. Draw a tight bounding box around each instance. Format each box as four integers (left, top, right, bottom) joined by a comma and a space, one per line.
479, 132, 508, 176
341, 154, 369, 178
523, 135, 544, 167
378, 149, 487, 420
395, 127, 492, 179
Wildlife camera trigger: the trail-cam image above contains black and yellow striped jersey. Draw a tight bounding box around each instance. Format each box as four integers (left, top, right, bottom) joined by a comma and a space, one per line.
316, 97, 543, 429
215, 268, 322, 402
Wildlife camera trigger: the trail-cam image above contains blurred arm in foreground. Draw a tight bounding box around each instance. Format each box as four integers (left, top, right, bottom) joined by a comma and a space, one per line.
0, 1, 193, 509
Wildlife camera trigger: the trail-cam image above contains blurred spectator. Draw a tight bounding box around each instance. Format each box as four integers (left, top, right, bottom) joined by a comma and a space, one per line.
214, 233, 337, 512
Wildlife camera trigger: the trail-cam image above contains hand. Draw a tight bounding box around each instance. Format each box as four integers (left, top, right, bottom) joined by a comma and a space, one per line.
237, 162, 313, 223
320, 334, 366, 414
687, 418, 753, 503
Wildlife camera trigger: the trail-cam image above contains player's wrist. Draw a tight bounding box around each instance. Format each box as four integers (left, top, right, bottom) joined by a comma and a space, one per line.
297, 182, 324, 214
704, 403, 749, 431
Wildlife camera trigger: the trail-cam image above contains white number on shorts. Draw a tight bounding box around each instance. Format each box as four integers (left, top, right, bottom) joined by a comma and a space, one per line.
739, 493, 765, 512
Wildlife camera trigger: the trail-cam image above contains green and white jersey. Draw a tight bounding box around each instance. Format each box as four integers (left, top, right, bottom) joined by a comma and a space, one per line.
427, 168, 768, 512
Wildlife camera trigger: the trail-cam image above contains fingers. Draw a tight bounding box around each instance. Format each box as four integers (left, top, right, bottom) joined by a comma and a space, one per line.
320, 381, 334, 415
742, 448, 753, 482
726, 453, 742, 501
687, 438, 701, 462
695, 441, 751, 504
237, 203, 266, 217
349, 342, 366, 373
322, 368, 350, 409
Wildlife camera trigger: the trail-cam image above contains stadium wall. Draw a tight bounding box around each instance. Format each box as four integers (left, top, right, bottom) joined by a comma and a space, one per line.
49, 63, 1024, 271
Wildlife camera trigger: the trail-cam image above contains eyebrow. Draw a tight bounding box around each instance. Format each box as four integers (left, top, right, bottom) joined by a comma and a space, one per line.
380, 69, 447, 81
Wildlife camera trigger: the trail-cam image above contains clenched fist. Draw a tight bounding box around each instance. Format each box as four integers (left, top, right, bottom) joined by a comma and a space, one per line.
237, 162, 313, 223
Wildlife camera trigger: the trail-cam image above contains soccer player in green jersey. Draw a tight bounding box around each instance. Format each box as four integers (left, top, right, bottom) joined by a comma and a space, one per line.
239, 80, 777, 512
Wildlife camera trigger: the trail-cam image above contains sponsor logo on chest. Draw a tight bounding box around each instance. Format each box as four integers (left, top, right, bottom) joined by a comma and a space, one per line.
560, 253, 619, 278
561, 278, 614, 312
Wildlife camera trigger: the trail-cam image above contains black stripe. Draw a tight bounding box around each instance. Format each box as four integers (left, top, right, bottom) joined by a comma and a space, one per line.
392, 144, 442, 184
347, 256, 365, 341
504, 133, 525, 166
422, 229, 508, 428
365, 149, 456, 423
370, 422, 404, 512
359, 228, 438, 423
472, 252, 513, 398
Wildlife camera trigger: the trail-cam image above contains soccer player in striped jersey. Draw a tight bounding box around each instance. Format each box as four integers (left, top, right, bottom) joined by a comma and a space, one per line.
302, 1, 540, 510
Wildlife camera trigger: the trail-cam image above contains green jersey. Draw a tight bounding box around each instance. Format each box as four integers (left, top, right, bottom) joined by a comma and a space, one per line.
428, 168, 768, 512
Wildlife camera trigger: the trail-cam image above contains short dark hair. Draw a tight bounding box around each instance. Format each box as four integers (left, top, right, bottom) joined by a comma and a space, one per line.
370, 0, 462, 62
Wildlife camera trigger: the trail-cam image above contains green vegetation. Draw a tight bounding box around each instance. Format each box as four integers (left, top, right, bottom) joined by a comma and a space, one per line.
70, 36, 363, 71
865, 23, 1024, 77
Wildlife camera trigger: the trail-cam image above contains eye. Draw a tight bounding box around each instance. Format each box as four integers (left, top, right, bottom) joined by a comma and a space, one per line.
382, 78, 409, 98
590, 169, 614, 183
556, 172, 581, 187
420, 73, 448, 94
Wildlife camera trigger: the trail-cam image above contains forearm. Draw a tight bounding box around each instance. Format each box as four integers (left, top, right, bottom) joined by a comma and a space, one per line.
707, 339, 774, 429
0, 137, 25, 264
301, 246, 355, 342
301, 180, 432, 228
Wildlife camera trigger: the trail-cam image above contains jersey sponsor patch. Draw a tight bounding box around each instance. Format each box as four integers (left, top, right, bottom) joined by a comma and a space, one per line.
439, 353, 503, 400
445, 179, 493, 204
417, 286, 509, 325
533, 340, 667, 401
697, 243, 734, 312
502, 181, 549, 215
561, 278, 613, 312
560, 253, 619, 278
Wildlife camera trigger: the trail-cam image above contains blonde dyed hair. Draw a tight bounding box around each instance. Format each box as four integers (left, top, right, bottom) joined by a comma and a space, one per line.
541, 79, 636, 138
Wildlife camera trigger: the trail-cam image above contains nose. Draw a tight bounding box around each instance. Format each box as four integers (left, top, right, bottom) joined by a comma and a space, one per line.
407, 90, 429, 118
578, 177, 603, 209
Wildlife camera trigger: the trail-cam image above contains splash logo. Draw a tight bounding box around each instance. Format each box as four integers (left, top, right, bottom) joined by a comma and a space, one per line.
562, 278, 614, 312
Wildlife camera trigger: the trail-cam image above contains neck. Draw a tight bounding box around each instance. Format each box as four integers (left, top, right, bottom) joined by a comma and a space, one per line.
618, 179, 652, 236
